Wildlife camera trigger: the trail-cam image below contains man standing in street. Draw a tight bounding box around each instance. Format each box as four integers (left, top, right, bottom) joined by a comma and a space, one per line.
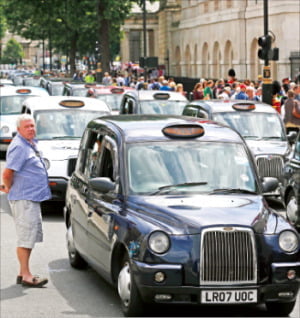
1, 114, 51, 287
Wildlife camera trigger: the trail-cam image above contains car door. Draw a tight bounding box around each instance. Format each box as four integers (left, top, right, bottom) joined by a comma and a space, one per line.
69, 129, 99, 257
86, 134, 120, 273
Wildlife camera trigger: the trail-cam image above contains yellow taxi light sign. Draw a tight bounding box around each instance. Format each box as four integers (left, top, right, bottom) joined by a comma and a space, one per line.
163, 124, 204, 138
154, 93, 170, 100
16, 89, 32, 94
232, 103, 256, 111
59, 100, 85, 108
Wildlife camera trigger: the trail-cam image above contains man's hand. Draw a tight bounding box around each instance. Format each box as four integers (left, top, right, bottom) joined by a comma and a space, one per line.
0, 184, 9, 193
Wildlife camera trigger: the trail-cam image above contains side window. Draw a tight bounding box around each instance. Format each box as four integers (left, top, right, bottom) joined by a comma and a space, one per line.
98, 136, 118, 182
76, 130, 99, 177
122, 97, 134, 114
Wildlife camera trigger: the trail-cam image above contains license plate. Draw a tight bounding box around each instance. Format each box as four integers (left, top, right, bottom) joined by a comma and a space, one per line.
201, 289, 257, 304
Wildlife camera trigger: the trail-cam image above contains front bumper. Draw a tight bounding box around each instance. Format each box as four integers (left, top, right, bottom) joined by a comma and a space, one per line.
131, 260, 300, 305
48, 177, 68, 201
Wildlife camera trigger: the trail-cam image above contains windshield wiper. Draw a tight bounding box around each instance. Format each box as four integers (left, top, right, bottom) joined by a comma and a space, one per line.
150, 182, 207, 195
242, 135, 261, 140
262, 136, 281, 140
209, 188, 257, 195
52, 136, 80, 139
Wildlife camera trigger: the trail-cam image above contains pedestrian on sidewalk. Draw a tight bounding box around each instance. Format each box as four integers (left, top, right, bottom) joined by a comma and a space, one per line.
1, 114, 51, 288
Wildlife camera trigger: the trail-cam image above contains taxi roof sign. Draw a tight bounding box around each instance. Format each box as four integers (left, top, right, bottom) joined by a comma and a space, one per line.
154, 93, 170, 100
59, 100, 85, 108
163, 124, 204, 138
16, 88, 32, 94
111, 87, 124, 94
232, 103, 256, 111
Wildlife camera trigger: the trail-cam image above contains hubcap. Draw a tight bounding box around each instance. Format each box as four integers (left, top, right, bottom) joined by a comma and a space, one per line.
118, 262, 131, 307
286, 195, 298, 225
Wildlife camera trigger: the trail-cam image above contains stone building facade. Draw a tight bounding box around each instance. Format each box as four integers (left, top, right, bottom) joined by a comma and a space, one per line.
121, 0, 300, 82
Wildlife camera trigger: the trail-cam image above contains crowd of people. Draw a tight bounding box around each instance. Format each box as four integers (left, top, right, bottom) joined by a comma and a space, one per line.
80, 67, 300, 133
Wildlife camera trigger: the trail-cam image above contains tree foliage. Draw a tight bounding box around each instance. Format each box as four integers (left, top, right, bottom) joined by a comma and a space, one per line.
1, 38, 23, 64
2, 0, 158, 74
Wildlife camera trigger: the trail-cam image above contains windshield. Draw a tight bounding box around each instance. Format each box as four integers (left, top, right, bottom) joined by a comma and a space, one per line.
213, 112, 286, 140
73, 88, 89, 97
50, 85, 64, 96
23, 78, 40, 87
0, 96, 34, 115
35, 110, 107, 139
96, 94, 123, 111
127, 141, 257, 195
140, 100, 187, 115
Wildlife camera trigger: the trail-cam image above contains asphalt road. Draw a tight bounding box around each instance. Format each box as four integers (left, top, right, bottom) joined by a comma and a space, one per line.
0, 192, 299, 318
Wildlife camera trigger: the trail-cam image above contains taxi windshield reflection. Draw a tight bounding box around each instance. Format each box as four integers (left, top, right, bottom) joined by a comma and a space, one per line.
127, 141, 257, 195
35, 110, 103, 139
213, 112, 285, 140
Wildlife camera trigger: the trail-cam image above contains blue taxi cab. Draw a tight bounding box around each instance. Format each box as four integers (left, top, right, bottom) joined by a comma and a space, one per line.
64, 115, 300, 317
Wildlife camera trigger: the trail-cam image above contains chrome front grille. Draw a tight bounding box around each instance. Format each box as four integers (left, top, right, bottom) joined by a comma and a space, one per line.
200, 227, 257, 285
255, 155, 284, 178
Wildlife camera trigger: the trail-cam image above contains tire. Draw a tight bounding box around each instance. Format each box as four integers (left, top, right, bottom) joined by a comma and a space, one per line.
117, 254, 144, 317
286, 191, 300, 228
265, 301, 296, 317
66, 223, 87, 269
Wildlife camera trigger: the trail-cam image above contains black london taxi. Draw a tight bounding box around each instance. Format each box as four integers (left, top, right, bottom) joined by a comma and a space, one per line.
64, 115, 300, 317
182, 100, 297, 196
119, 90, 188, 115
280, 131, 300, 230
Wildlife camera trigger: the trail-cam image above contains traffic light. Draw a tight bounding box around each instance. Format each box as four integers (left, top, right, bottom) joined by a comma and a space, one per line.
258, 35, 272, 60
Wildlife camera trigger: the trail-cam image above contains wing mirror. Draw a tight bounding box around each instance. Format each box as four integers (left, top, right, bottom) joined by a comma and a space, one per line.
261, 177, 278, 193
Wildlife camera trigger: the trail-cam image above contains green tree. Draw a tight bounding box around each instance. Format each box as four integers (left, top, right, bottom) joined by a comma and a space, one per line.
2, 0, 158, 74
0, 0, 7, 59
1, 38, 23, 64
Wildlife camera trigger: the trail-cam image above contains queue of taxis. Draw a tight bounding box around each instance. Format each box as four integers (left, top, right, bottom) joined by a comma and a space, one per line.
0, 86, 49, 158
119, 90, 188, 115
280, 131, 300, 230
20, 96, 111, 202
182, 100, 297, 196
64, 115, 300, 317
86, 85, 134, 114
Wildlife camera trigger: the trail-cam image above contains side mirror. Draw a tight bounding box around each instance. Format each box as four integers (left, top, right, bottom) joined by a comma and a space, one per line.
261, 177, 278, 193
287, 131, 297, 144
89, 177, 115, 193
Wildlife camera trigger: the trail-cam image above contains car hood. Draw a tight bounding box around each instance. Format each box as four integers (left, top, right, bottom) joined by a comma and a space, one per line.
127, 194, 280, 235
245, 139, 288, 156
38, 139, 80, 160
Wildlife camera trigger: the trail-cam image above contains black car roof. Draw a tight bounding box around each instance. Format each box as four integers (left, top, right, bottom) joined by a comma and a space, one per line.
89, 114, 244, 143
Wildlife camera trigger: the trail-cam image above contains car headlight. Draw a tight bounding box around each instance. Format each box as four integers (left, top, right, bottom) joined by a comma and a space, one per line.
279, 230, 299, 253
0, 126, 10, 134
148, 231, 170, 254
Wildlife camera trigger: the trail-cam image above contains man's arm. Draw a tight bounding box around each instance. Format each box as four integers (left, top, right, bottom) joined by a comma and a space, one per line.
1, 168, 14, 193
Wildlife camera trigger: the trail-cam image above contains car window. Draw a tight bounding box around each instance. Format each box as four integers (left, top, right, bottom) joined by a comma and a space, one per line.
140, 100, 187, 115
127, 141, 256, 195
213, 112, 285, 140
34, 110, 107, 139
0, 96, 34, 115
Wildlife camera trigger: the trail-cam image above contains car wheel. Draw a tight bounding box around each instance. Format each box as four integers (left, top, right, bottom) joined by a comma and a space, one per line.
117, 254, 144, 317
286, 191, 300, 228
67, 223, 87, 269
265, 301, 296, 316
